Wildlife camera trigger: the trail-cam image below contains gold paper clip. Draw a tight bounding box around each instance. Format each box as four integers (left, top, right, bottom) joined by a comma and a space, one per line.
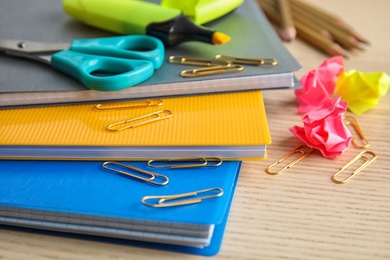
215, 54, 278, 66
102, 161, 169, 186
95, 99, 163, 110
266, 145, 314, 175
168, 55, 230, 66
332, 150, 377, 184
180, 65, 244, 78
141, 187, 224, 207
344, 116, 369, 149
107, 110, 172, 131
147, 157, 223, 169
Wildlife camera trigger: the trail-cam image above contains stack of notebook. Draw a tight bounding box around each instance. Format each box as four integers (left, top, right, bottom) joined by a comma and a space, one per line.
0, 0, 300, 256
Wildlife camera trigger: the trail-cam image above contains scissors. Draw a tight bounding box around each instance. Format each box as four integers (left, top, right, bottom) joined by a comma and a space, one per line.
0, 35, 164, 91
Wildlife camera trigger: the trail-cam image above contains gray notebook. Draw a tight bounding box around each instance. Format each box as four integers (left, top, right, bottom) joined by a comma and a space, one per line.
0, 0, 301, 107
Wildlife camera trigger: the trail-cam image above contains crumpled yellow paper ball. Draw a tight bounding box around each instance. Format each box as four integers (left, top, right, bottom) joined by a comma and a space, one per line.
335, 70, 390, 114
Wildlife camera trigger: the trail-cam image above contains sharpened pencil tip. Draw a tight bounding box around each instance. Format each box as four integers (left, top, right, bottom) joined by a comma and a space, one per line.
358, 37, 371, 45
329, 44, 349, 59
278, 27, 297, 42
212, 32, 231, 45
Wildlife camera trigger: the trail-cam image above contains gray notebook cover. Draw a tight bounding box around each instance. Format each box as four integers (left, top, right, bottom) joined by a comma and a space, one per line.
0, 0, 301, 106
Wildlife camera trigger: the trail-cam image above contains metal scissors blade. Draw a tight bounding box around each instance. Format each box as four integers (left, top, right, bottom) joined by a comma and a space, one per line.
0, 40, 70, 64
0, 40, 70, 53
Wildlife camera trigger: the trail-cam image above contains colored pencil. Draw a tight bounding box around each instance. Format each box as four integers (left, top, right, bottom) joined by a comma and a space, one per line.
276, 0, 296, 41
258, 0, 348, 57
290, 0, 369, 44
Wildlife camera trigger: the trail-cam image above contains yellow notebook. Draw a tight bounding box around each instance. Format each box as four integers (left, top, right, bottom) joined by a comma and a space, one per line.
0, 91, 271, 160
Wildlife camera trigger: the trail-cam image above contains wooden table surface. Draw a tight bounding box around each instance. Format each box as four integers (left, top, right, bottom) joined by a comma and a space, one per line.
1, 0, 389, 259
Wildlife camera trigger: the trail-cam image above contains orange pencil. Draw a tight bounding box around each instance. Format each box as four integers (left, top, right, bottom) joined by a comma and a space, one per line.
276, 0, 296, 42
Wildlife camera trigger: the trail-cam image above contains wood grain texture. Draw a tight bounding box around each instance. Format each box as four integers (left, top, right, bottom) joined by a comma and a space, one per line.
1, 0, 389, 259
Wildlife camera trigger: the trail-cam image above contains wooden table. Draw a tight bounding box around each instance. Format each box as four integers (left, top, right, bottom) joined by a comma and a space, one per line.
1, 0, 389, 259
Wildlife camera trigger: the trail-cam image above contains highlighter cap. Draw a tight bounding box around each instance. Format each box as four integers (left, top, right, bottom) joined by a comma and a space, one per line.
63, 0, 86, 21
161, 0, 244, 24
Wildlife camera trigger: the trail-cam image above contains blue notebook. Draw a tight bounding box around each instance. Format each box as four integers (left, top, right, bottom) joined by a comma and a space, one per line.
0, 160, 241, 256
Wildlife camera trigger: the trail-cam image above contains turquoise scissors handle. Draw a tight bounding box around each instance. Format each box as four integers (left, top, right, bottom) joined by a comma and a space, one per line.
51, 35, 164, 92
51, 51, 154, 92
70, 35, 164, 69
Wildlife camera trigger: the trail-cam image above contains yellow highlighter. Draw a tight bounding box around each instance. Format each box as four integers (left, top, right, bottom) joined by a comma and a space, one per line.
161, 0, 244, 25
63, 0, 231, 46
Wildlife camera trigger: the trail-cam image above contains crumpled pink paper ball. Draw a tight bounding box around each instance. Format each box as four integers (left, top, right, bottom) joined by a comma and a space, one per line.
295, 56, 344, 114
335, 70, 390, 115
290, 97, 352, 159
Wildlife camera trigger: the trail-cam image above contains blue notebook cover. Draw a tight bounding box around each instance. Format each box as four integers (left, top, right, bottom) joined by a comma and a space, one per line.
0, 160, 241, 256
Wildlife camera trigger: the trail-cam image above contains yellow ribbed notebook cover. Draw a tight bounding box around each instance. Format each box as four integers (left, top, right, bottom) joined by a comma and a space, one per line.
0, 91, 270, 159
